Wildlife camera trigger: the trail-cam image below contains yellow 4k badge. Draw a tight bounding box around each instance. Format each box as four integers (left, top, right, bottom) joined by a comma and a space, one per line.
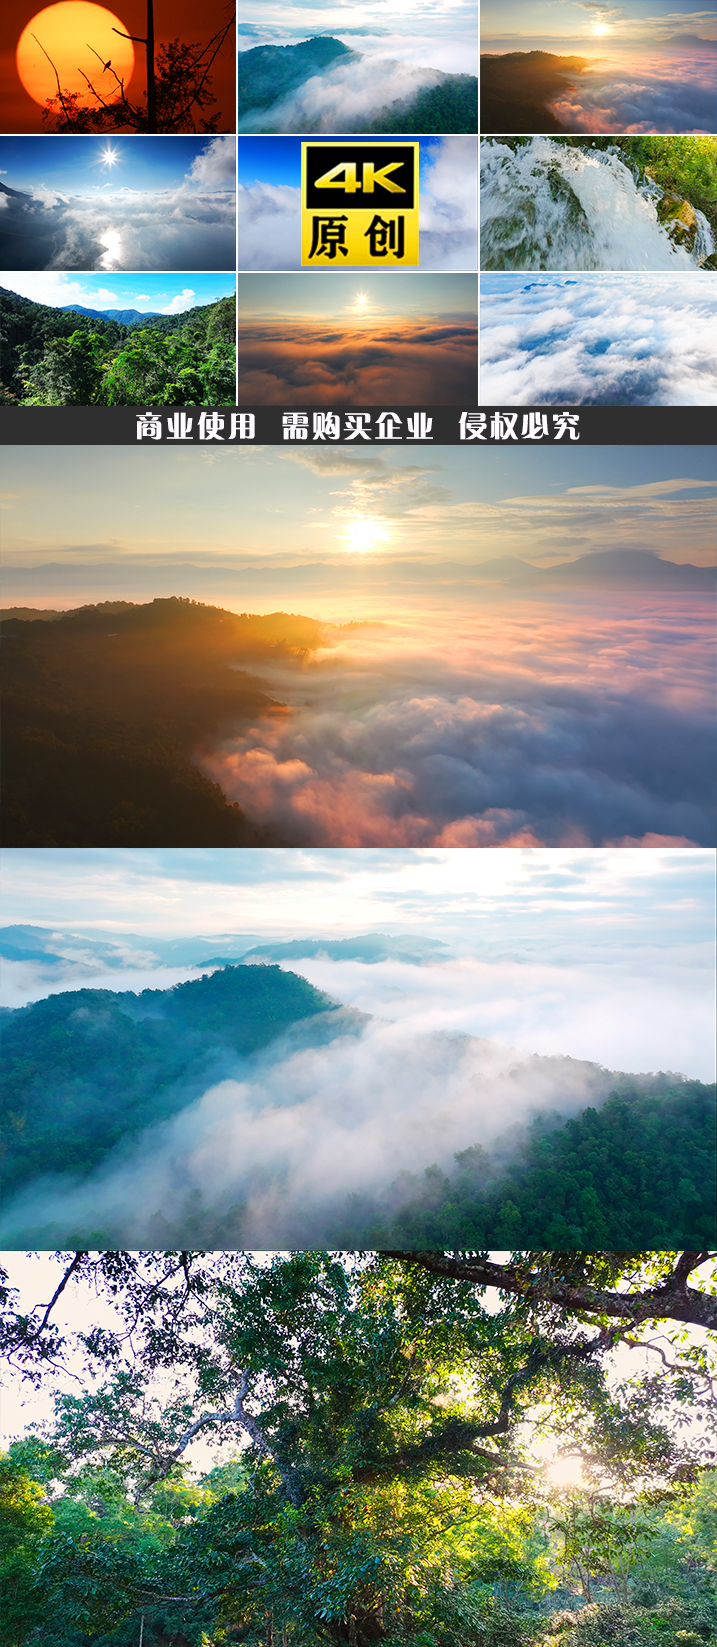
301, 142, 419, 267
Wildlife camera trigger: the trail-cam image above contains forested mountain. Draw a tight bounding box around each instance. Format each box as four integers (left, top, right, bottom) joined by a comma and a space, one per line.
340, 1077, 716, 1249
237, 36, 359, 117
480, 52, 590, 133
0, 966, 345, 1199
0, 287, 236, 406
0, 1250, 715, 1647
1, 954, 714, 1246
58, 304, 162, 322
236, 35, 478, 132
1, 599, 325, 846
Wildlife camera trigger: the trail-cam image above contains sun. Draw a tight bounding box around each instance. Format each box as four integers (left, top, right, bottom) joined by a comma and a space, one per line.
592, 21, 610, 35
99, 141, 122, 169
355, 292, 368, 309
343, 517, 390, 555
16, 3, 135, 108
546, 1456, 585, 1488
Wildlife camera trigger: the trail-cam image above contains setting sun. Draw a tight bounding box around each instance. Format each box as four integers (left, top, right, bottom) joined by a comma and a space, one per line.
343, 517, 390, 554
592, 21, 610, 35
16, 2, 135, 108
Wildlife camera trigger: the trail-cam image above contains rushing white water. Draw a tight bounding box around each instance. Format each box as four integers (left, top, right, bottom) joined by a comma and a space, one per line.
480, 137, 715, 272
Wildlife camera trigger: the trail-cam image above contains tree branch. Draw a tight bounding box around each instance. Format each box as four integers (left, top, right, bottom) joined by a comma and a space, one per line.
383, 1253, 717, 1333
36, 1252, 89, 1336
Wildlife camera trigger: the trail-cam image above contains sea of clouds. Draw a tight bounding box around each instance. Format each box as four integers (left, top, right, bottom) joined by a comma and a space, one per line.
236, 28, 478, 134
235, 318, 478, 403
194, 595, 716, 848
547, 47, 717, 135
0, 137, 236, 271
479, 273, 717, 405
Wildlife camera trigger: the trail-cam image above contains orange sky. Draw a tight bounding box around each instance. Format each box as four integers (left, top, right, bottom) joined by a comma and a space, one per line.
1, 0, 235, 130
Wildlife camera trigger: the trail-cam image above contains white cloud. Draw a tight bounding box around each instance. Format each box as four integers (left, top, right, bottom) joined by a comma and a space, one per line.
0, 934, 712, 1247
548, 52, 717, 134
184, 135, 237, 189
0, 180, 236, 273
480, 274, 717, 406
161, 287, 197, 313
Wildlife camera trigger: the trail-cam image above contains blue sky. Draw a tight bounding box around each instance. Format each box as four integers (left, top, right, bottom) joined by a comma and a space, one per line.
0, 271, 236, 314
237, 134, 448, 190
0, 134, 233, 194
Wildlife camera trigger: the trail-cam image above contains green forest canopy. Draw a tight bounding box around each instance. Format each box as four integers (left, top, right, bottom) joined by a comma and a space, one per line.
0, 1251, 715, 1647
0, 289, 236, 407
1, 947, 714, 1246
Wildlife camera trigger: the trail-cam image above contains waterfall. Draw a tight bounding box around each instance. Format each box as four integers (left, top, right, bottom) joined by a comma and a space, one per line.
480, 137, 715, 272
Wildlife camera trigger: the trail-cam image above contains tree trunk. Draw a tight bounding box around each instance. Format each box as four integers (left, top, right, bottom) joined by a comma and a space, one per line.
146, 0, 156, 130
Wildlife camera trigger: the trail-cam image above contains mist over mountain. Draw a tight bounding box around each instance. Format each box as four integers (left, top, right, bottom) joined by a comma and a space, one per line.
236, 35, 477, 133
0, 963, 713, 1248
1, 599, 323, 846
501, 551, 716, 590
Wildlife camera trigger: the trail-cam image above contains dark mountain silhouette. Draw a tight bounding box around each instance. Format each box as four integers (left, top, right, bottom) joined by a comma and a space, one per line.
515, 550, 716, 589
0, 598, 326, 847
470, 551, 715, 589
480, 51, 591, 133
0, 180, 31, 200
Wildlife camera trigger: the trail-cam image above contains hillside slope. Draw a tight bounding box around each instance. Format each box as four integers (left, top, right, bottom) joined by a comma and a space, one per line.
1, 598, 325, 846
0, 965, 343, 1195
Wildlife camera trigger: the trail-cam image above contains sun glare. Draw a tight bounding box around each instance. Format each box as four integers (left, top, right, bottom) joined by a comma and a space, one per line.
547, 1456, 585, 1488
99, 142, 122, 169
592, 21, 610, 35
343, 517, 390, 555
16, 3, 135, 108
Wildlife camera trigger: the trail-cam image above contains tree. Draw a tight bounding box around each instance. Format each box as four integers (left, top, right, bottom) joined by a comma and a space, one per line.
1, 1253, 714, 1646
37, 2, 236, 133
17, 330, 106, 406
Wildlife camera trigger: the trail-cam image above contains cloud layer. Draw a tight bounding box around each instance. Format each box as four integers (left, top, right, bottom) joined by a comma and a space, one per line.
547, 48, 717, 135
236, 33, 478, 134
236, 319, 478, 402
194, 595, 716, 847
479, 274, 717, 405
0, 927, 713, 1248
0, 139, 236, 271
